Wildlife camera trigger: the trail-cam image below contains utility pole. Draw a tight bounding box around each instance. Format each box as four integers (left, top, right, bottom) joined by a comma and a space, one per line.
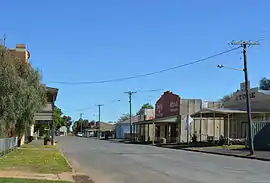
51, 100, 55, 145
231, 41, 259, 155
124, 91, 137, 142
3, 34, 6, 47
97, 104, 104, 139
80, 113, 83, 134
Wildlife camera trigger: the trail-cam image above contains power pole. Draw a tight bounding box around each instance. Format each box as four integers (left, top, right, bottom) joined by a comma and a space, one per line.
51, 101, 55, 145
80, 113, 83, 134
231, 41, 259, 155
3, 34, 6, 47
97, 104, 104, 139
124, 91, 137, 142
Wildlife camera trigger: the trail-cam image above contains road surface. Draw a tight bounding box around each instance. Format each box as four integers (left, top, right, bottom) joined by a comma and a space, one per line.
57, 137, 270, 183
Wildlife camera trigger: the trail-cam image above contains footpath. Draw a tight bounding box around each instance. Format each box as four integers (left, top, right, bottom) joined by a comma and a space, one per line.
0, 140, 93, 183
156, 143, 270, 161
182, 146, 270, 161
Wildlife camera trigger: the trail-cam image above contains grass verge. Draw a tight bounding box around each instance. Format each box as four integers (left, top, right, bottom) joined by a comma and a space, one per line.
0, 144, 71, 174
210, 145, 246, 149
0, 178, 72, 183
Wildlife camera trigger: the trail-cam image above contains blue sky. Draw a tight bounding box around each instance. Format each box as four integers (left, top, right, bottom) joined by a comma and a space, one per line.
1, 0, 269, 122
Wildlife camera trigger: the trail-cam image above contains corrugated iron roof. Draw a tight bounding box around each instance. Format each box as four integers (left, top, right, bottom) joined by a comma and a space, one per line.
191, 108, 269, 117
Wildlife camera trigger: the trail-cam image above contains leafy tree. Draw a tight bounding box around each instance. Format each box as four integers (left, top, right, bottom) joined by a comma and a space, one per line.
260, 77, 270, 90
117, 113, 133, 122
137, 103, 154, 115
54, 106, 64, 131
72, 118, 90, 133
62, 115, 72, 132
0, 45, 46, 140
0, 49, 24, 136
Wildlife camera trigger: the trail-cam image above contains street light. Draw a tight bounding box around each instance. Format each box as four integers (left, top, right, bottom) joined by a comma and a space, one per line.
217, 64, 244, 72
217, 63, 254, 155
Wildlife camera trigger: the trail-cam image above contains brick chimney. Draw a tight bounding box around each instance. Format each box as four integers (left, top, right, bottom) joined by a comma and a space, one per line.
9, 44, 29, 63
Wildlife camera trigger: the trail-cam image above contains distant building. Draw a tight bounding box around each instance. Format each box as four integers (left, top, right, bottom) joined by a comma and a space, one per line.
59, 126, 68, 136
115, 109, 155, 139
85, 122, 115, 139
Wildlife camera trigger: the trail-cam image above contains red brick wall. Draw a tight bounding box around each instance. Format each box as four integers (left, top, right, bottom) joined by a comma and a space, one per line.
155, 91, 181, 118
8, 44, 28, 63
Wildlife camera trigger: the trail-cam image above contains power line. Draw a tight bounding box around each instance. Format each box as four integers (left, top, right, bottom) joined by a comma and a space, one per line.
135, 89, 164, 93
46, 47, 241, 85
62, 89, 163, 112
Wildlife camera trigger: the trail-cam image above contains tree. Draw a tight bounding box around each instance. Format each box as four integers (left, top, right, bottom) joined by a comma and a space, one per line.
62, 115, 72, 132
0, 49, 25, 136
260, 77, 270, 90
117, 113, 133, 122
137, 103, 154, 115
220, 94, 232, 103
72, 118, 90, 133
0, 45, 47, 139
15, 66, 47, 139
54, 106, 64, 131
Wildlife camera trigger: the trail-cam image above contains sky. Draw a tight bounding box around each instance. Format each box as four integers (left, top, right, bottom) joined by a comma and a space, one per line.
1, 0, 270, 122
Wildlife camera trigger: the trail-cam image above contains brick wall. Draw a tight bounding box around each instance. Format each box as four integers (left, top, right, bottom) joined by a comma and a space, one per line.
8, 44, 29, 63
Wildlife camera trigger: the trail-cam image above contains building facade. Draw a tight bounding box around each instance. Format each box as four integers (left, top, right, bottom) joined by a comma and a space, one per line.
191, 82, 270, 147
136, 91, 223, 144
115, 109, 155, 139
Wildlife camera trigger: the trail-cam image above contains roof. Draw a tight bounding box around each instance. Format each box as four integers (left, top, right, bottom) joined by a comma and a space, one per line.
85, 122, 115, 132
191, 108, 270, 117
99, 122, 115, 130
117, 115, 140, 124
44, 85, 59, 100
135, 115, 178, 124
258, 90, 270, 95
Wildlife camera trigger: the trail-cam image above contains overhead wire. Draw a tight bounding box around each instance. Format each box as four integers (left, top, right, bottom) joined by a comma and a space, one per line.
45, 46, 241, 85
62, 88, 164, 112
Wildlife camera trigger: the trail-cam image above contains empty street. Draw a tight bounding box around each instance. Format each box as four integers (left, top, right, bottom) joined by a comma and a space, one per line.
57, 137, 270, 183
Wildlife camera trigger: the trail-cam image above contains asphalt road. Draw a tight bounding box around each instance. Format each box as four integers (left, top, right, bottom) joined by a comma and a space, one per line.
57, 137, 270, 183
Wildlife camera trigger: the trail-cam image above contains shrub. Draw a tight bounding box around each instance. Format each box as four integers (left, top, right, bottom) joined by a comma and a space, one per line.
218, 135, 226, 146
192, 131, 198, 143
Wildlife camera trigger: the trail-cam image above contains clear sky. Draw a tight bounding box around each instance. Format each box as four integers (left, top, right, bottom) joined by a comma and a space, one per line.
1, 0, 269, 122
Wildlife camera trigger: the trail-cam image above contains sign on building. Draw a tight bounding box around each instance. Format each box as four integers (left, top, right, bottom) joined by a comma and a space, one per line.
155, 91, 180, 118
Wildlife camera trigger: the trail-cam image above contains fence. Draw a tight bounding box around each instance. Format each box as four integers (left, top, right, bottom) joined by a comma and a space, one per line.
0, 137, 18, 156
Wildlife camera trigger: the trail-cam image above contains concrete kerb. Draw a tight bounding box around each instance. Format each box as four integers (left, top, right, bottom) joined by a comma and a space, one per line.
58, 148, 77, 175
181, 148, 270, 162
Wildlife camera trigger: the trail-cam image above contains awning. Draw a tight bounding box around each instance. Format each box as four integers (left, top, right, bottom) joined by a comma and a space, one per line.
191, 108, 269, 118
135, 115, 178, 124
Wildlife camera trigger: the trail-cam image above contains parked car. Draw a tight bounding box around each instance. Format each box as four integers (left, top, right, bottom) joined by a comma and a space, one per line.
76, 132, 83, 137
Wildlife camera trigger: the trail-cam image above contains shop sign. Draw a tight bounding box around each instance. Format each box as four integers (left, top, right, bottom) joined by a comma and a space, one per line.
236, 92, 255, 101
169, 101, 179, 112
155, 91, 180, 118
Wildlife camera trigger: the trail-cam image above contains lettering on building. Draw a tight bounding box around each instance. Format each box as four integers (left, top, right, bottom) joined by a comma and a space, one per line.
156, 104, 163, 117
236, 92, 255, 101
169, 101, 179, 112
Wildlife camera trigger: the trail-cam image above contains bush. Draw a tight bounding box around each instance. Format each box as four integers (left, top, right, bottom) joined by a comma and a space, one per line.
192, 132, 198, 143
207, 135, 214, 143
44, 136, 51, 142
218, 135, 226, 146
